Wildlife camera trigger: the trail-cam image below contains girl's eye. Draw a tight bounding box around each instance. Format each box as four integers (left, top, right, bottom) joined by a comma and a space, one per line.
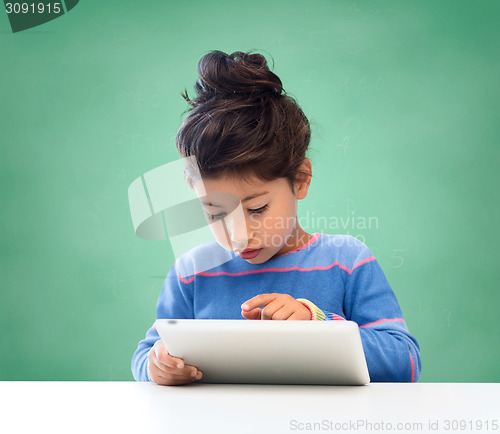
206, 212, 226, 221
248, 204, 268, 215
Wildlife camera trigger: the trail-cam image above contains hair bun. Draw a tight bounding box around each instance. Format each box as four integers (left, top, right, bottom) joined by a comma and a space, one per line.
192, 50, 283, 103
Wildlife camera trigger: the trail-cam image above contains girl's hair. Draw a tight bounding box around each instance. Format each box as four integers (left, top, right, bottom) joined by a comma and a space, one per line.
176, 50, 311, 190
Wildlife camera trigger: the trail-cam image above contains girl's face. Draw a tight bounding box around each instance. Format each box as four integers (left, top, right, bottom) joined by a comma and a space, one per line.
193, 163, 311, 264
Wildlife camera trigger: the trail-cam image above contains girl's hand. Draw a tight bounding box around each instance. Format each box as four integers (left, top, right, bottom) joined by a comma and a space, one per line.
240, 293, 311, 320
147, 339, 203, 386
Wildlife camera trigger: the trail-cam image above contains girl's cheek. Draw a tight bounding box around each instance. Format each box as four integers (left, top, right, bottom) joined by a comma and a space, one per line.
208, 222, 232, 250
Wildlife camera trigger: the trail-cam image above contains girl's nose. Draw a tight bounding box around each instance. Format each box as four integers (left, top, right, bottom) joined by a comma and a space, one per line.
224, 207, 252, 251
230, 224, 255, 252
227, 221, 251, 252
230, 238, 249, 252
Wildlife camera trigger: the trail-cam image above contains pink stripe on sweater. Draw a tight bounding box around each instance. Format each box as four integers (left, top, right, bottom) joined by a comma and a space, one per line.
176, 255, 376, 283
352, 255, 376, 271
360, 318, 406, 328
409, 351, 415, 383
178, 274, 196, 284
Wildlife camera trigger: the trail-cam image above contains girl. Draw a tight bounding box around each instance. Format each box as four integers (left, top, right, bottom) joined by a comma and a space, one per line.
131, 50, 421, 386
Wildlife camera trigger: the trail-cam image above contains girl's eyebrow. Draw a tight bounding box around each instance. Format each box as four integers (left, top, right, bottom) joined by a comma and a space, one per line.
201, 191, 269, 208
201, 201, 223, 208
242, 191, 269, 203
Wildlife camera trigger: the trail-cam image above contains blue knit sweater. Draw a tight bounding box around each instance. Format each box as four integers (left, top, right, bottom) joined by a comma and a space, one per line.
131, 233, 421, 382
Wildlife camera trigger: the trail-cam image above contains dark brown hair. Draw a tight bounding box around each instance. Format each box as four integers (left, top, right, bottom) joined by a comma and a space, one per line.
176, 50, 311, 190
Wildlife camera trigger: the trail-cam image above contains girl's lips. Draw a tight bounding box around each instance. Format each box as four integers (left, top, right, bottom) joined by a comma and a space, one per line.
238, 249, 262, 260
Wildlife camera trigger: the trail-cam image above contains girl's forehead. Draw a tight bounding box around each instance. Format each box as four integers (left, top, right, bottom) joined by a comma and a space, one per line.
195, 174, 273, 195
193, 176, 291, 205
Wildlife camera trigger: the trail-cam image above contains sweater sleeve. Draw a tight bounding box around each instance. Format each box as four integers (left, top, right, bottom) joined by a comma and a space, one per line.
298, 241, 421, 382
297, 298, 346, 322
343, 247, 421, 383
131, 263, 194, 382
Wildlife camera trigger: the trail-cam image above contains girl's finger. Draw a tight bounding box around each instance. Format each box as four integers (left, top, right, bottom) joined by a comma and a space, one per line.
150, 360, 202, 382
152, 370, 197, 386
271, 305, 295, 320
241, 293, 276, 312
152, 354, 199, 378
287, 311, 307, 320
261, 299, 286, 320
241, 308, 262, 320
153, 340, 185, 369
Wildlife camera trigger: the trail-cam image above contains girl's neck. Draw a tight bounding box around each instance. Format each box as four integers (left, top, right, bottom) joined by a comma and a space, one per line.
274, 224, 313, 257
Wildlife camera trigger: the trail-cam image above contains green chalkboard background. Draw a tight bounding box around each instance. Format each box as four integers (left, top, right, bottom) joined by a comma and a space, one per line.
1, 0, 499, 382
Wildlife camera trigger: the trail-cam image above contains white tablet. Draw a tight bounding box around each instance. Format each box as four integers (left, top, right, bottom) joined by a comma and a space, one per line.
154, 319, 370, 385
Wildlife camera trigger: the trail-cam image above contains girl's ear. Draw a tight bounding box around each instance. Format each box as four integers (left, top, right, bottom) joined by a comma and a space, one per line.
294, 158, 312, 200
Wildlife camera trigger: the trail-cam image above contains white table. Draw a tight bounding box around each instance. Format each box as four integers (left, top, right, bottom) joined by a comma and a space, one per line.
0, 382, 498, 434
